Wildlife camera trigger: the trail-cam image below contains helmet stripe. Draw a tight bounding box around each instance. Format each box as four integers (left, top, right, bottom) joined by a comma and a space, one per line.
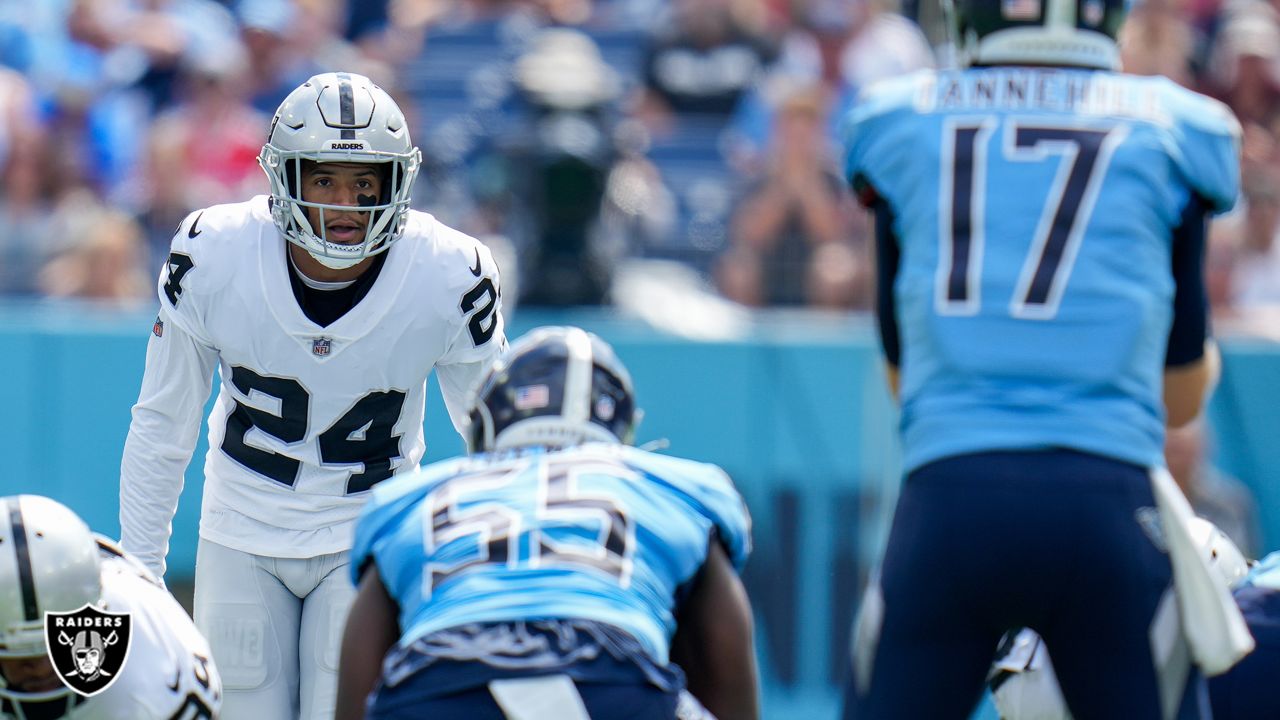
1048, 0, 1076, 29
6, 499, 39, 622
336, 72, 356, 140
562, 328, 593, 424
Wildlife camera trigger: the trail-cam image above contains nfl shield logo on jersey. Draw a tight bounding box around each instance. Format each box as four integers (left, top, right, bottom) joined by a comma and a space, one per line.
312, 337, 333, 357
44, 605, 132, 696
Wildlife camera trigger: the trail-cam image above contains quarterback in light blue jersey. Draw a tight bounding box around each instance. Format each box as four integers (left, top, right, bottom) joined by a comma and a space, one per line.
844, 45, 1238, 475
336, 327, 758, 720
840, 0, 1240, 715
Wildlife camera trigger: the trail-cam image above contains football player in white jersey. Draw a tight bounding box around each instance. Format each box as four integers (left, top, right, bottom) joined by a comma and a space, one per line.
118, 72, 507, 720
0, 495, 222, 720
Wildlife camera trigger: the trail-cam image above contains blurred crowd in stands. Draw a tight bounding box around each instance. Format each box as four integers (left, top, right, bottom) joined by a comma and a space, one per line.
0, 0, 1277, 327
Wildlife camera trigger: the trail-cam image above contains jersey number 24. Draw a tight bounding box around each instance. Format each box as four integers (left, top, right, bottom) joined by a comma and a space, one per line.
221, 366, 406, 495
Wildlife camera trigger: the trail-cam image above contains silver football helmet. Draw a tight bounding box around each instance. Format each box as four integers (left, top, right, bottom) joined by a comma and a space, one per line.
0, 495, 102, 704
259, 72, 422, 269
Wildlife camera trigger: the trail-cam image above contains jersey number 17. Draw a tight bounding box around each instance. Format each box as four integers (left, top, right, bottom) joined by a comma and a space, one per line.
938, 119, 1127, 319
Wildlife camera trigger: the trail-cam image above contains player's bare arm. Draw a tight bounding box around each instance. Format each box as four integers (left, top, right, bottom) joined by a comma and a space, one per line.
336, 567, 400, 720
669, 540, 760, 720
1165, 339, 1221, 428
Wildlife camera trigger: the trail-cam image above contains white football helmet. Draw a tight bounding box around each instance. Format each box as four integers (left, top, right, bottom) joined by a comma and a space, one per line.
259, 72, 422, 270
0, 495, 102, 704
1188, 516, 1251, 590
943, 0, 1126, 70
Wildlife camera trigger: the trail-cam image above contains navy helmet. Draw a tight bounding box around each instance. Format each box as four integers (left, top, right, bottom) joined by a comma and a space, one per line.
945, 0, 1128, 69
468, 326, 638, 453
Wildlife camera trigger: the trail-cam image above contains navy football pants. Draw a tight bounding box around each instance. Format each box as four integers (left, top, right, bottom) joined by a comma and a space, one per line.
368, 674, 689, 720
1210, 584, 1280, 719
843, 449, 1198, 719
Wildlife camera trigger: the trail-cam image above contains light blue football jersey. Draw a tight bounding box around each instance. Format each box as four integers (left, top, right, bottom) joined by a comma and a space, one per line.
843, 67, 1241, 472
351, 443, 751, 664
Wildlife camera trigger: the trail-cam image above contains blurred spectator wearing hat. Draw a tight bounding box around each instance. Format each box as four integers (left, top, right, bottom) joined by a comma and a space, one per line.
508, 28, 625, 306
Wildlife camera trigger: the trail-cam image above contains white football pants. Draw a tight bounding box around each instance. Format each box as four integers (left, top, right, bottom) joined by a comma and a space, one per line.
194, 539, 355, 720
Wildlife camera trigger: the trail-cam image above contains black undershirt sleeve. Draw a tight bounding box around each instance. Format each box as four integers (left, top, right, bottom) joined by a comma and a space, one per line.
871, 195, 902, 367
1166, 195, 1211, 367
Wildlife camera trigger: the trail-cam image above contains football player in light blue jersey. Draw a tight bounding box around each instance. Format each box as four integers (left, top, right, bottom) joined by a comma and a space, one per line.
840, 0, 1240, 714
335, 327, 758, 720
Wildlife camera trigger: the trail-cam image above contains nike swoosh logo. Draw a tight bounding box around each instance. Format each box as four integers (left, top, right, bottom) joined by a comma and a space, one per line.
469, 248, 482, 277
187, 211, 204, 239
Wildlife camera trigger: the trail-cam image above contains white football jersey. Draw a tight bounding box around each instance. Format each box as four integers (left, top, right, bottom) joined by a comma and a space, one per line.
0, 544, 222, 720
120, 197, 506, 575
